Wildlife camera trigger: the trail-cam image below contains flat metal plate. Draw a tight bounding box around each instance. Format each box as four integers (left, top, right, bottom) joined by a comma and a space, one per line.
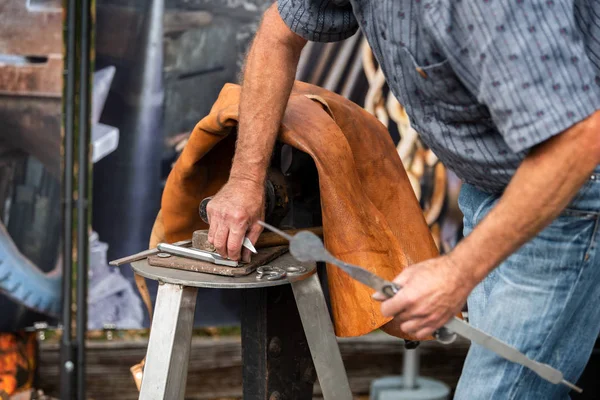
131, 252, 316, 289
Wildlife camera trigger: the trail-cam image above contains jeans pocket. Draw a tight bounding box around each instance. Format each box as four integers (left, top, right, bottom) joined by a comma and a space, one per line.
551, 209, 599, 264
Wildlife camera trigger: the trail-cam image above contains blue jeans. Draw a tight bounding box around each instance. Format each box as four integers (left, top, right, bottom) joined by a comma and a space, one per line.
454, 169, 600, 399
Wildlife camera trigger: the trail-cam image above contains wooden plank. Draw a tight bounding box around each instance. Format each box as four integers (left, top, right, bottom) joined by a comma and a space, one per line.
0, 56, 63, 96
37, 335, 469, 399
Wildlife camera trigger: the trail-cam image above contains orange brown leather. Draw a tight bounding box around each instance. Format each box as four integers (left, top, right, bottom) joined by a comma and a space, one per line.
149, 81, 440, 340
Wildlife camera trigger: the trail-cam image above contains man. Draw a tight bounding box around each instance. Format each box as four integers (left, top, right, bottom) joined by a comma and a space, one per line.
206, 1, 600, 397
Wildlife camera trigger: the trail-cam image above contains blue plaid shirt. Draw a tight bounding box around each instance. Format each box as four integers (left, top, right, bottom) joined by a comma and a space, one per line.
278, 0, 600, 193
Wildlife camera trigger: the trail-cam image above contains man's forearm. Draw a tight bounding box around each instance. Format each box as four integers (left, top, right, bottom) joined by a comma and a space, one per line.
451, 111, 600, 286
229, 5, 307, 184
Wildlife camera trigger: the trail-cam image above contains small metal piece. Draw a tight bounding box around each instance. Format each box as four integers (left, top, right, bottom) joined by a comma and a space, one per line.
434, 326, 458, 344
34, 322, 48, 341
103, 323, 116, 341
284, 265, 307, 275
109, 239, 192, 266
157, 252, 171, 258
243, 237, 257, 254
416, 67, 428, 79
157, 243, 239, 267
256, 265, 287, 281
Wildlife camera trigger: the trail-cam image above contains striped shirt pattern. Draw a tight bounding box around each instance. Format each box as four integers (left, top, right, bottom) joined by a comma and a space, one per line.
277, 0, 600, 193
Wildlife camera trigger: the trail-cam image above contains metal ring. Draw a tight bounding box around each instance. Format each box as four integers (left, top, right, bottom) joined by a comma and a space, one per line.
157, 252, 171, 258
283, 265, 307, 275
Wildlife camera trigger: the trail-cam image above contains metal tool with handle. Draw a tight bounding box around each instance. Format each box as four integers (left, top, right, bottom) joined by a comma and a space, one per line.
258, 221, 583, 393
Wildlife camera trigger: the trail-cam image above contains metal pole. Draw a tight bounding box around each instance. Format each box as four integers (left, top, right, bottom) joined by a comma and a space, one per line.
77, 0, 93, 397
403, 348, 419, 390
60, 0, 77, 397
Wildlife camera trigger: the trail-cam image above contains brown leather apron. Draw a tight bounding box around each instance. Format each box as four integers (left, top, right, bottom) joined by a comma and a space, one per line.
145, 81, 440, 340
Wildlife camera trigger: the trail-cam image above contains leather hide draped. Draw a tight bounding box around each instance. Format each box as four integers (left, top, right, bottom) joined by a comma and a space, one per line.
150, 81, 440, 339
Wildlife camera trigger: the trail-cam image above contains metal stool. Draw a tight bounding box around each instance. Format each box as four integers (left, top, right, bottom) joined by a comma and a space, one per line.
131, 253, 352, 400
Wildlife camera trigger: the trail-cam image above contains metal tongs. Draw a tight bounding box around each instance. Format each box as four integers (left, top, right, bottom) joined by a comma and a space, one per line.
258, 221, 582, 393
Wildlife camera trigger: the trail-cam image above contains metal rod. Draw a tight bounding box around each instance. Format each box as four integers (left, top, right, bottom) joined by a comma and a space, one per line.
402, 348, 418, 390
76, 0, 93, 397
59, 0, 77, 397
257, 221, 293, 241
109, 239, 192, 266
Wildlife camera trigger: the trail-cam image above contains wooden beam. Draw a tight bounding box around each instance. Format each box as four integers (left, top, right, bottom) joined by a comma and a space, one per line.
38, 334, 469, 399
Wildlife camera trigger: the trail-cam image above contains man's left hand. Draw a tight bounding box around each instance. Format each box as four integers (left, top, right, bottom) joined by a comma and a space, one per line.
375, 255, 475, 339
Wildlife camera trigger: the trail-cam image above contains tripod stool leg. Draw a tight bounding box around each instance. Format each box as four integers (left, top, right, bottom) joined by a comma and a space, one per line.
291, 274, 353, 400
139, 283, 198, 400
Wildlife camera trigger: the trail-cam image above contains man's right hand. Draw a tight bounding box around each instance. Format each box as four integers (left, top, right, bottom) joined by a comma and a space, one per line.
206, 178, 265, 262
205, 4, 305, 262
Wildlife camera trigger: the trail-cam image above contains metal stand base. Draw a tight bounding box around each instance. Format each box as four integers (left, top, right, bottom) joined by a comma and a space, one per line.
133, 255, 351, 400
370, 348, 449, 400
370, 377, 450, 400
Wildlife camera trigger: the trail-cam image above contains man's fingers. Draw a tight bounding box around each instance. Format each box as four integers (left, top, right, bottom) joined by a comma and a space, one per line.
380, 290, 411, 317
226, 228, 245, 261
400, 318, 431, 335
415, 327, 436, 340
212, 224, 229, 257
392, 271, 410, 287
207, 219, 219, 244
242, 222, 263, 262
371, 291, 388, 302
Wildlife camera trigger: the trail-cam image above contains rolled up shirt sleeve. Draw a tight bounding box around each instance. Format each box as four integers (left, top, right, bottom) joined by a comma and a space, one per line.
277, 0, 359, 43
432, 0, 600, 153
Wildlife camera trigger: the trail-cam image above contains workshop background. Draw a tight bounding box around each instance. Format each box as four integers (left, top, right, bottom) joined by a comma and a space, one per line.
0, 0, 598, 399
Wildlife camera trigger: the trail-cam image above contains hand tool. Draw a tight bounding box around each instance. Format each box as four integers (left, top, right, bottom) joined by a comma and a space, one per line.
109, 239, 192, 266
156, 243, 239, 267
258, 221, 583, 393
242, 237, 257, 254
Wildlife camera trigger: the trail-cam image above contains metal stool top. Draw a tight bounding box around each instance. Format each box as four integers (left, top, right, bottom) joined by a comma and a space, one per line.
131, 252, 316, 289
